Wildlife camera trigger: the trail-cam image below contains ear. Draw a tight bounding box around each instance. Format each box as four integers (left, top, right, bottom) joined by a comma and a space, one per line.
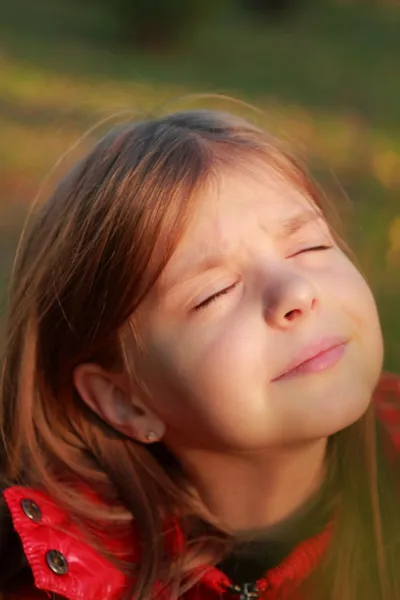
73, 363, 165, 443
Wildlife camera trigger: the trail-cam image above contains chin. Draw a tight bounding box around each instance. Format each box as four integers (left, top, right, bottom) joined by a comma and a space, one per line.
317, 381, 375, 437
285, 373, 377, 441
328, 402, 370, 435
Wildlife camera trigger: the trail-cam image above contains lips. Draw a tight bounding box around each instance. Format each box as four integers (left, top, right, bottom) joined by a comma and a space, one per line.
272, 337, 349, 382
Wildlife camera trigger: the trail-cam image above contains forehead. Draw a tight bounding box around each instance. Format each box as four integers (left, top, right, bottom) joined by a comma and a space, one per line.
201, 164, 312, 225
175, 165, 316, 249
156, 165, 322, 292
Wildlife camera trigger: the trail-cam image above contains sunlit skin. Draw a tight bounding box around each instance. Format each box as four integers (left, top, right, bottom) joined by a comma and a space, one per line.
133, 165, 383, 530
77, 163, 384, 532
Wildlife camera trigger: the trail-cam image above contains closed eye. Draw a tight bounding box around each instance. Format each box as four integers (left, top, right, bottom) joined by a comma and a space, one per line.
296, 245, 332, 255
194, 282, 238, 311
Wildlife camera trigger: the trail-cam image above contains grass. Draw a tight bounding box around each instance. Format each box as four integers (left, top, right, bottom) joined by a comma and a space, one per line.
0, 0, 399, 369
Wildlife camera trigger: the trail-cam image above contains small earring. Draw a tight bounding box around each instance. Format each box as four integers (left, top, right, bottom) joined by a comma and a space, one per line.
146, 431, 158, 443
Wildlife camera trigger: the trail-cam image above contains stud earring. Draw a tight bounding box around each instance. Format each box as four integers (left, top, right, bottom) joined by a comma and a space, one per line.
146, 431, 158, 443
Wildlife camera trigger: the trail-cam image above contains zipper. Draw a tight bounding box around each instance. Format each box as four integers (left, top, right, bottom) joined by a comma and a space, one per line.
228, 582, 260, 600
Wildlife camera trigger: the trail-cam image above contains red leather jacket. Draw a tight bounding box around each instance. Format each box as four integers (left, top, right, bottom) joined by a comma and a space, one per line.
2, 373, 400, 600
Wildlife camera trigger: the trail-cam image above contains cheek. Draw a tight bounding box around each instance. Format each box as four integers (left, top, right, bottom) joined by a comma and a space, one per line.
353, 273, 384, 367
338, 259, 381, 327
187, 315, 265, 398
323, 253, 377, 316
326, 255, 383, 361
145, 314, 267, 425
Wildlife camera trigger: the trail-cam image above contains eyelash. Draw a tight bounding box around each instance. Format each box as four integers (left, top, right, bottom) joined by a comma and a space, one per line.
193, 245, 331, 312
194, 282, 239, 311
297, 244, 332, 254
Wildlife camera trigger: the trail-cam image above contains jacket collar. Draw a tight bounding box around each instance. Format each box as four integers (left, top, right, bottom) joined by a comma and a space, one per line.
3, 485, 333, 600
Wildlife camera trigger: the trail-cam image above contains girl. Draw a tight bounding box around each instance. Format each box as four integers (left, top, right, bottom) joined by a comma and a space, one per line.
0, 108, 399, 600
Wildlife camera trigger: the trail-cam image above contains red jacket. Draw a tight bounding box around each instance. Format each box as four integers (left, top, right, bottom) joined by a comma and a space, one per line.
2, 373, 400, 600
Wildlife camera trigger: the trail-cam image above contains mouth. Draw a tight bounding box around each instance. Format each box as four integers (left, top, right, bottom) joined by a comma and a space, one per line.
272, 337, 349, 382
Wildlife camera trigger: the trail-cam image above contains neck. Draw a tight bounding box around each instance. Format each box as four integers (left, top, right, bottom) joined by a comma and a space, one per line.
178, 438, 327, 533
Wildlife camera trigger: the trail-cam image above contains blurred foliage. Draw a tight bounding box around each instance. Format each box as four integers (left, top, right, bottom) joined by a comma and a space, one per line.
104, 0, 225, 50
240, 0, 304, 19
0, 0, 398, 368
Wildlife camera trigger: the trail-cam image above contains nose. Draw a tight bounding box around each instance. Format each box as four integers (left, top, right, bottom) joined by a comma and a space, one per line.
264, 272, 318, 329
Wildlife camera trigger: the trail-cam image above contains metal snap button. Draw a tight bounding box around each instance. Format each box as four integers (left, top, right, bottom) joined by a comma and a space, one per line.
46, 550, 69, 575
20, 498, 42, 522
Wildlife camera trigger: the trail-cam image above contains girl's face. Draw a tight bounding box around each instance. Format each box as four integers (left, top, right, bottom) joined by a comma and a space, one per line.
137, 166, 383, 452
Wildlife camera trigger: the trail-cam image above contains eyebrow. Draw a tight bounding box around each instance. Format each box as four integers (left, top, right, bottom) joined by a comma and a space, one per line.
163, 208, 323, 293
274, 208, 323, 239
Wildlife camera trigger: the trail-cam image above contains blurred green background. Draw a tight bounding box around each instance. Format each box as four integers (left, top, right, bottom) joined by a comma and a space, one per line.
0, 0, 398, 369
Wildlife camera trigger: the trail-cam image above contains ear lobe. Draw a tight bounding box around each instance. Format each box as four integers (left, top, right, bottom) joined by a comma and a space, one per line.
73, 363, 165, 443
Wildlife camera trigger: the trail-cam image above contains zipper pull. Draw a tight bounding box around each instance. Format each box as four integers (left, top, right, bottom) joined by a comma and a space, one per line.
229, 582, 260, 600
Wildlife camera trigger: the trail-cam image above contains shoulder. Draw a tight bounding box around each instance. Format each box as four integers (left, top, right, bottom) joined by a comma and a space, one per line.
373, 372, 400, 449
